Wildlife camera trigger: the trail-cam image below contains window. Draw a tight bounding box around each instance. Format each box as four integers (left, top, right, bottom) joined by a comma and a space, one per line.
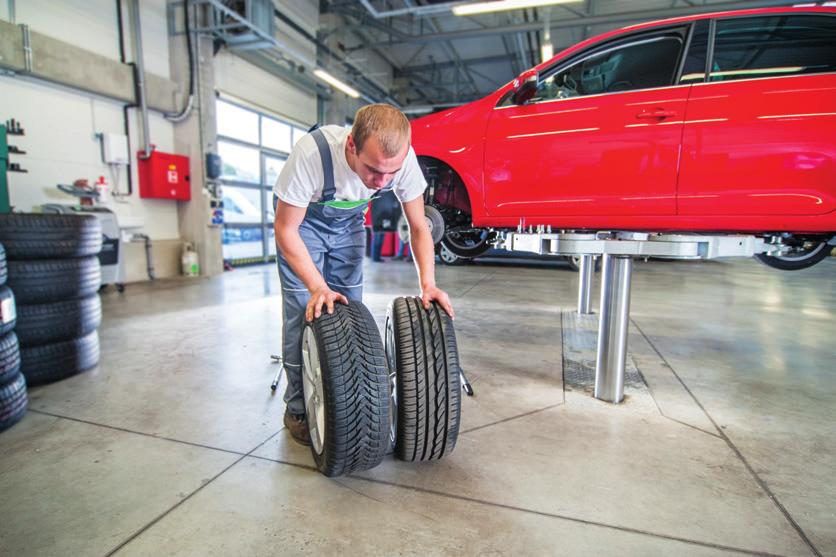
218, 141, 260, 183
529, 32, 685, 103
216, 101, 259, 144
261, 117, 293, 153
680, 20, 710, 84
710, 15, 836, 82
215, 98, 307, 265
222, 186, 262, 225
263, 156, 286, 188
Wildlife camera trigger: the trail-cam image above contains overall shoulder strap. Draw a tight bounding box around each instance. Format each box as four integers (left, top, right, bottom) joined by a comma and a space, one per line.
310, 128, 336, 201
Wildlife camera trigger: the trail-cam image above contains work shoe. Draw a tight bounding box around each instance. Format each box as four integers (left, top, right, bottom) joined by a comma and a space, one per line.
283, 410, 311, 446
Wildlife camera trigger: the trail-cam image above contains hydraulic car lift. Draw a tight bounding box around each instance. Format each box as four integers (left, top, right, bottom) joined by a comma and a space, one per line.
497, 228, 786, 403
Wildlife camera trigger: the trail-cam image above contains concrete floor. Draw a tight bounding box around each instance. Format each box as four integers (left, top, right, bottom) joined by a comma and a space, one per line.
0, 255, 833, 556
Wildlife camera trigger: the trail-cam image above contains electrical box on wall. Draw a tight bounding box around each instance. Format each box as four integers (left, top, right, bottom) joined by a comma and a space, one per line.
137, 150, 191, 201
100, 133, 129, 165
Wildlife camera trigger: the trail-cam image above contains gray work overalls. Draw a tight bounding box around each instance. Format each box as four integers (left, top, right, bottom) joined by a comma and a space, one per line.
274, 128, 392, 416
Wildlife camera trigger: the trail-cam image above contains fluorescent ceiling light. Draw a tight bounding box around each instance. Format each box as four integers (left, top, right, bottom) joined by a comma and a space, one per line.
313, 69, 360, 98
453, 0, 582, 16
541, 42, 553, 62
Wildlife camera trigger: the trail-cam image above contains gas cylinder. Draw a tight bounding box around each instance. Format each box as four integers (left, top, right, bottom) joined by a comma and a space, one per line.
181, 242, 200, 277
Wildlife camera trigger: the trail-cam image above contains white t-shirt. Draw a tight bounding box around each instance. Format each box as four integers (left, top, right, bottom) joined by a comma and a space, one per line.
273, 125, 426, 208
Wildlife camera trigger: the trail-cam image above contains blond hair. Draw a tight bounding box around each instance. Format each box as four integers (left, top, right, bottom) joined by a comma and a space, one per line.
351, 104, 411, 157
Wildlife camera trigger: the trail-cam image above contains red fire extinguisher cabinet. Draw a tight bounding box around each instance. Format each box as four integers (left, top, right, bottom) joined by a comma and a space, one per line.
137, 150, 191, 201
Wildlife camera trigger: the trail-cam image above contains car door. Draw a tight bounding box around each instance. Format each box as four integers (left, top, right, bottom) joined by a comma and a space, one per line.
678, 13, 836, 217
484, 26, 689, 219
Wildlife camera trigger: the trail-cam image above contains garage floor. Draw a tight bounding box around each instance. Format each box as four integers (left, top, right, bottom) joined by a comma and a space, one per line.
0, 256, 833, 556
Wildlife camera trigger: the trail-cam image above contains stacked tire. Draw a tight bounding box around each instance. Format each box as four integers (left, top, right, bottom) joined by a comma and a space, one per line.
0, 214, 103, 386
0, 242, 27, 433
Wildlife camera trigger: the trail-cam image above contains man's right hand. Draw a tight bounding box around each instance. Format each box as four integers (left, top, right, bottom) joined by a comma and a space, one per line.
306, 286, 348, 322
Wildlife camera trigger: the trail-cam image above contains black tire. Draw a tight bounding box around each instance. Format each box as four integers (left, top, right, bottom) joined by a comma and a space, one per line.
0, 332, 21, 386
21, 330, 100, 386
0, 372, 27, 433
16, 295, 102, 346
7, 256, 101, 304
302, 301, 389, 477
0, 213, 102, 259
754, 241, 832, 271
386, 297, 461, 462
437, 241, 470, 266
0, 243, 7, 286
441, 229, 492, 258
0, 286, 16, 336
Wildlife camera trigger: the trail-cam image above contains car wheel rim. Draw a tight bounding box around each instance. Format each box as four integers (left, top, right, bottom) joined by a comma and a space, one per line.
440, 244, 459, 264
385, 316, 398, 449
775, 241, 827, 261
301, 327, 326, 455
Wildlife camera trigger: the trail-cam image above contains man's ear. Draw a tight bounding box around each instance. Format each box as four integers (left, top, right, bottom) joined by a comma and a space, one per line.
346, 133, 357, 155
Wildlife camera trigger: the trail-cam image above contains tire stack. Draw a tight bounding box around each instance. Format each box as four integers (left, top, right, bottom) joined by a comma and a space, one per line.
0, 214, 103, 387
0, 242, 27, 433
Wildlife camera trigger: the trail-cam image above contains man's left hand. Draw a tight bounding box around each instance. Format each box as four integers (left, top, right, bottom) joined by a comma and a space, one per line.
421, 285, 454, 319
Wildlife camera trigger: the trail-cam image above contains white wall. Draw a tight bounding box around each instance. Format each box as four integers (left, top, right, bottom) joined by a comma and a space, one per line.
0, 0, 179, 241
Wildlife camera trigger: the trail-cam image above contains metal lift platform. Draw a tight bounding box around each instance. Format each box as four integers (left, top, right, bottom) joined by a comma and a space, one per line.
496, 228, 786, 403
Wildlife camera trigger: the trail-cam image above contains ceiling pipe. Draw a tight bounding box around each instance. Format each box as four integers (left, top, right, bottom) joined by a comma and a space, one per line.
360, 0, 802, 46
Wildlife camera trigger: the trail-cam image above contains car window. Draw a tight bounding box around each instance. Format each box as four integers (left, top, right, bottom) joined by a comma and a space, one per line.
679, 19, 710, 83
528, 33, 685, 103
709, 15, 836, 82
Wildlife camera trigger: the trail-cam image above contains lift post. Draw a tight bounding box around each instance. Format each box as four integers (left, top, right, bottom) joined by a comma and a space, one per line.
499, 229, 785, 404
577, 254, 594, 315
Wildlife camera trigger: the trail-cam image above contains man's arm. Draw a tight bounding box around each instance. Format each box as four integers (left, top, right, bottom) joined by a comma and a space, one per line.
402, 197, 454, 318
274, 200, 347, 321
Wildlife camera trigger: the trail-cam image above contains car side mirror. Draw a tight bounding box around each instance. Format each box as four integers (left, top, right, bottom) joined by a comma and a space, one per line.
512, 70, 538, 105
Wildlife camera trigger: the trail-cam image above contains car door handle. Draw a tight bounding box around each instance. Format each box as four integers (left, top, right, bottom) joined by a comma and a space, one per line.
635, 109, 677, 120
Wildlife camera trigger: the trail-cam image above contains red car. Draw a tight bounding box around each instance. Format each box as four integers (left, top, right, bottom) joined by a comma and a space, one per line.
411, 7, 836, 270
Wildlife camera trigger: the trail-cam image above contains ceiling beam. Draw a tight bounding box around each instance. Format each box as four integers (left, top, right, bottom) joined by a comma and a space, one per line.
360, 0, 800, 47
395, 53, 515, 76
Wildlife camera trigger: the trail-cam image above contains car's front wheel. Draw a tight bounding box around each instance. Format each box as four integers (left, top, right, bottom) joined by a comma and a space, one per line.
754, 240, 832, 271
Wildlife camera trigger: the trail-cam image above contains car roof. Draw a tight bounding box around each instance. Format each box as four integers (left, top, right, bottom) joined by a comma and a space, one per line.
535, 6, 836, 73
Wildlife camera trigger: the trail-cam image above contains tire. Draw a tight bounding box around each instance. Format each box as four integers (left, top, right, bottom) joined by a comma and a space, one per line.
7, 256, 101, 304
16, 295, 102, 346
441, 229, 492, 258
0, 213, 102, 259
386, 297, 461, 462
754, 241, 831, 271
0, 332, 21, 386
302, 301, 389, 477
437, 241, 470, 266
21, 330, 100, 386
0, 243, 7, 286
0, 286, 16, 336
0, 372, 27, 433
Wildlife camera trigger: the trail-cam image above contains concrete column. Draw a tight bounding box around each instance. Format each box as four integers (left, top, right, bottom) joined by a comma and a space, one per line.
168, 6, 223, 277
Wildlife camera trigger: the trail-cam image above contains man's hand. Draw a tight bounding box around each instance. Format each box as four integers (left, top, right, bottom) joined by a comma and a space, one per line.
306, 286, 348, 322
421, 284, 454, 319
